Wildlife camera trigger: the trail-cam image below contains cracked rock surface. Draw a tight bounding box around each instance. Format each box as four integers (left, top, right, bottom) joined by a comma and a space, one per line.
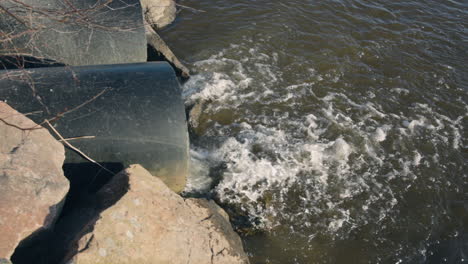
0, 102, 69, 260
70, 164, 249, 264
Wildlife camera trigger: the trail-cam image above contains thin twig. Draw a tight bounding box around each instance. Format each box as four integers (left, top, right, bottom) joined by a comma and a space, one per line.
60, 87, 109, 116
0, 88, 109, 131
22, 110, 43, 116
0, 109, 43, 130
46, 87, 110, 124
45, 120, 114, 175
0, 114, 42, 130
0, 4, 29, 27
59, 135, 95, 142
176, 3, 206, 13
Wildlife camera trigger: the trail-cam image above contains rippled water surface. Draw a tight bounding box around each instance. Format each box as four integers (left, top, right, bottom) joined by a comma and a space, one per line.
161, 1, 467, 263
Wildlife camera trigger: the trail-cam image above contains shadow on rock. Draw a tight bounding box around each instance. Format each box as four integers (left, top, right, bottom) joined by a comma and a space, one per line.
11, 162, 126, 264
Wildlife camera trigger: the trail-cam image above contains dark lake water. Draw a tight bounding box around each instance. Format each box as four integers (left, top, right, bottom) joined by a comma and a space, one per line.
161, 0, 468, 263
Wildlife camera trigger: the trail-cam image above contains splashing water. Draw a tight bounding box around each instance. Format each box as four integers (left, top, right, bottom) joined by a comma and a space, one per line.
181, 40, 466, 262
163, 0, 468, 262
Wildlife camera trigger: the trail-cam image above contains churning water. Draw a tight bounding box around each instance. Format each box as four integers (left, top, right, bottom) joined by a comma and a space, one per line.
161, 0, 467, 263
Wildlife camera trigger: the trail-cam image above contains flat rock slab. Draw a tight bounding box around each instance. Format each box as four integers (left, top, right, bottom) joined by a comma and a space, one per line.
70, 164, 249, 264
0, 102, 69, 260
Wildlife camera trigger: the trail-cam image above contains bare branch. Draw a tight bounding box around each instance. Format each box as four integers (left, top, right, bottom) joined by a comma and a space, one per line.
59, 135, 96, 141
45, 119, 115, 175
176, 3, 206, 13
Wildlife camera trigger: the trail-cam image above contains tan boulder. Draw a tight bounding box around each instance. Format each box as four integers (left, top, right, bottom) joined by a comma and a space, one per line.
141, 0, 177, 29
70, 164, 249, 264
0, 102, 69, 260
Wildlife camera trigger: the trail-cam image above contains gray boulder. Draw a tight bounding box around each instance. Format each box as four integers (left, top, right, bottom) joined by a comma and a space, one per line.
0, 102, 69, 260
141, 0, 177, 29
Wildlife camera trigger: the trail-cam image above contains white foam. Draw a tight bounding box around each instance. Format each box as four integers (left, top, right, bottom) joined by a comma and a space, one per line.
390, 88, 410, 94
183, 72, 236, 103
184, 149, 214, 193
329, 138, 353, 161
413, 151, 422, 166
373, 127, 387, 142
183, 39, 466, 238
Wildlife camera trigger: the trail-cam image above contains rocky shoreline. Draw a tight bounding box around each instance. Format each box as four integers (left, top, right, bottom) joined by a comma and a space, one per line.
0, 102, 249, 264
0, 0, 250, 263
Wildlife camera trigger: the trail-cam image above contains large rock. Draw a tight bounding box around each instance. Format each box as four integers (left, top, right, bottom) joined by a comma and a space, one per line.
0, 102, 69, 260
141, 0, 177, 29
69, 164, 249, 264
